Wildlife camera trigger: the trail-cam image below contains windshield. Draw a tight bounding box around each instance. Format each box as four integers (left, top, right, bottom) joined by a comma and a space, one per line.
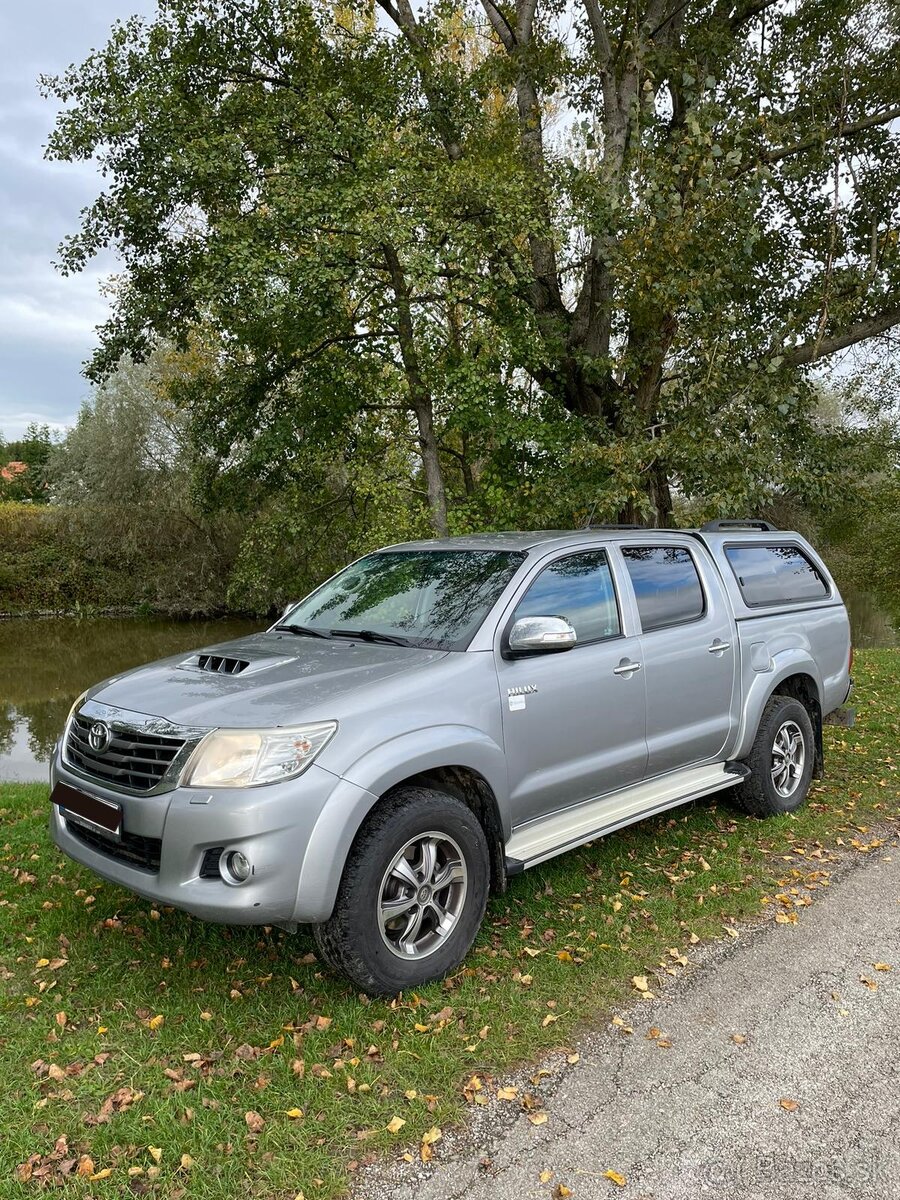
278, 549, 526, 650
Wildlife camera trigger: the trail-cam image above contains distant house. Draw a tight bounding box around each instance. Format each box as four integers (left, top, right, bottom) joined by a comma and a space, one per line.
0, 461, 28, 483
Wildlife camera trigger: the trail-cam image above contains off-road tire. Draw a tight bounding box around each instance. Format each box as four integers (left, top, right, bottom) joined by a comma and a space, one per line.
313, 786, 490, 995
737, 695, 815, 817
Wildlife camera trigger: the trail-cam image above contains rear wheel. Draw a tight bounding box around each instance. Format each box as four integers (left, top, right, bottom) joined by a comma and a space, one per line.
313, 786, 490, 994
738, 695, 815, 817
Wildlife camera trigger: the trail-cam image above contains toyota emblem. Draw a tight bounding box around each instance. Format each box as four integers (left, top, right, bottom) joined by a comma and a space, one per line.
88, 721, 112, 754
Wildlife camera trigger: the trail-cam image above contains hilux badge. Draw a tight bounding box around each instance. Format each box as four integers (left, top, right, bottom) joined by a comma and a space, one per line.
507, 684, 537, 711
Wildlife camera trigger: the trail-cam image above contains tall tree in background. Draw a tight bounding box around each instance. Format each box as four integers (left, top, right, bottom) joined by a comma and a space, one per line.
44, 0, 900, 530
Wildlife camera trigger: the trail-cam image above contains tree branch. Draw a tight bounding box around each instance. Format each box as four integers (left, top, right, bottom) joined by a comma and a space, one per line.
783, 303, 900, 366
758, 105, 900, 168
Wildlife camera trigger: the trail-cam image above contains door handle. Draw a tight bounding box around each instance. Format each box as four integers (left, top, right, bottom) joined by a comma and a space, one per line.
708, 640, 731, 654
613, 660, 642, 676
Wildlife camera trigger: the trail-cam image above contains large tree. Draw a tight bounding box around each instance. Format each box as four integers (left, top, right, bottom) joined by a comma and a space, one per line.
44, 0, 900, 530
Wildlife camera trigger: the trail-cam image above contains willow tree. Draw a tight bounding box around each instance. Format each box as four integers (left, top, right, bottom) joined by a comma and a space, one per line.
45, 0, 900, 530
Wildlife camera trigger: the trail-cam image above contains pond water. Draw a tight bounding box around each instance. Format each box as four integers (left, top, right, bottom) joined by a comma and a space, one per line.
1, 595, 896, 783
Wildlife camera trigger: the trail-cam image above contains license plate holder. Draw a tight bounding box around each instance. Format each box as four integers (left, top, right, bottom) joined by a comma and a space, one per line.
52, 781, 122, 839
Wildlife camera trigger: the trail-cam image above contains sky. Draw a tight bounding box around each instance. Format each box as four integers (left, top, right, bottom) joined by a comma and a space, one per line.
0, 1, 155, 444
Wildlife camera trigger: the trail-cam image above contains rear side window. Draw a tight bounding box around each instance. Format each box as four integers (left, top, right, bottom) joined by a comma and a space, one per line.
513, 550, 621, 644
725, 544, 829, 606
621, 547, 705, 632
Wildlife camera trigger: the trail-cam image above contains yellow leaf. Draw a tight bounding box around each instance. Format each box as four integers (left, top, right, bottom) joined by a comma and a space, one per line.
200, 1011, 212, 1021
540, 1169, 554, 1183
89, 1168, 112, 1181
528, 1112, 548, 1126
180, 1155, 194, 1169
404, 1089, 417, 1100
55, 1011, 67, 1028
127, 1167, 144, 1177
631, 975, 649, 993
566, 1053, 579, 1065
647, 1027, 662, 1040
874, 962, 893, 972
497, 1086, 518, 1101
541, 1014, 558, 1028
421, 1126, 442, 1146
731, 1033, 747, 1045
77, 1156, 95, 1177
269, 1035, 284, 1049
98, 1026, 108, 1034
147, 1014, 164, 1031
285, 1108, 304, 1119
148, 1147, 163, 1163
779, 1098, 799, 1112
554, 1185, 574, 1199
556, 951, 573, 962
414, 1023, 431, 1033
386, 1117, 406, 1134
604, 1168, 627, 1186
36, 958, 50, 968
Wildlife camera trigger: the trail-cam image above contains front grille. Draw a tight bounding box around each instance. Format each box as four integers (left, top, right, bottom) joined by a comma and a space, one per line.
196, 654, 249, 675
67, 714, 186, 793
66, 819, 162, 872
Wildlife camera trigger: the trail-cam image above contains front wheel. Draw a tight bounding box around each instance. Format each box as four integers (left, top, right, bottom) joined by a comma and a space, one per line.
312, 786, 490, 994
738, 695, 815, 817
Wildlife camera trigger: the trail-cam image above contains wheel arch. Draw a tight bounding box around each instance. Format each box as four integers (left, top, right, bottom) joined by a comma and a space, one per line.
293, 728, 510, 923
733, 650, 824, 773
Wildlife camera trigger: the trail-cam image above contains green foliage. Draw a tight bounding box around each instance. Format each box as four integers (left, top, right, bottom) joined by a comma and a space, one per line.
41, 0, 900, 530
0, 422, 55, 502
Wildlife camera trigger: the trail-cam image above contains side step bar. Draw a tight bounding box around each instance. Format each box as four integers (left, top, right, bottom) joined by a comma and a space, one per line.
505, 761, 743, 871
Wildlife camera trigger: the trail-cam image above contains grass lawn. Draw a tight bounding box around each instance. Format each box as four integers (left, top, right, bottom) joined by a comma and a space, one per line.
1, 649, 897, 1197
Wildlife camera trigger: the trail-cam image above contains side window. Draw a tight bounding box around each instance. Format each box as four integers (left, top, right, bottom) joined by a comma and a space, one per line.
621, 546, 705, 632
513, 551, 621, 644
725, 544, 829, 606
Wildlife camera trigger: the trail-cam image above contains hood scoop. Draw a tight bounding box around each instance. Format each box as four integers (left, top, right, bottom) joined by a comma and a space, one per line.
179, 651, 294, 678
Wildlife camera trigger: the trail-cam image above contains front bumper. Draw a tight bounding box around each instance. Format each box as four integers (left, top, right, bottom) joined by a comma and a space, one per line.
50, 753, 376, 925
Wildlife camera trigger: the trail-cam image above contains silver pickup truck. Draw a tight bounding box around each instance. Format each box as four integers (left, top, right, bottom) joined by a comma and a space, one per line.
50, 520, 852, 993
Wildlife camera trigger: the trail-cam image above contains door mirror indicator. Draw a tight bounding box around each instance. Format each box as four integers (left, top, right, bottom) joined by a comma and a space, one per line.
508, 616, 577, 655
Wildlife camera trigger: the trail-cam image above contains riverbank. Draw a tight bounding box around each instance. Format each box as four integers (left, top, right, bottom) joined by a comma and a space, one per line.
1, 649, 897, 1198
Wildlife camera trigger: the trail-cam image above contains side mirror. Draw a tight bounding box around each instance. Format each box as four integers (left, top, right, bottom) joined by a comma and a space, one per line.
507, 616, 577, 655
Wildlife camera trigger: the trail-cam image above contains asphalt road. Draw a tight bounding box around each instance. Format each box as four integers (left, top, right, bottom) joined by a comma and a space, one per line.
357, 842, 900, 1200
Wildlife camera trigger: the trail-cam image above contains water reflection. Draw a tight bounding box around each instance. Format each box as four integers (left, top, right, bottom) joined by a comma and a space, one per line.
0, 616, 265, 782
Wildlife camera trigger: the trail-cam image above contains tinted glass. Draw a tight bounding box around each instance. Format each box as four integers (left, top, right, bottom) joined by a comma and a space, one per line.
282, 550, 525, 650
622, 546, 705, 631
725, 545, 829, 606
513, 551, 620, 643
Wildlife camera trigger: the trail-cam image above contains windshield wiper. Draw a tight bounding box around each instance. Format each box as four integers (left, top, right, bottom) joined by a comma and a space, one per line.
330, 628, 411, 647
272, 623, 333, 639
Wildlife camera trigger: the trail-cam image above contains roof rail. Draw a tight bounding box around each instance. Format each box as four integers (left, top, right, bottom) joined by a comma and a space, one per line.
699, 519, 778, 532
586, 523, 648, 530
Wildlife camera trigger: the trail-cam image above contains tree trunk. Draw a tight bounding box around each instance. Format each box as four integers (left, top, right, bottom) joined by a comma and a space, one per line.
382, 242, 449, 536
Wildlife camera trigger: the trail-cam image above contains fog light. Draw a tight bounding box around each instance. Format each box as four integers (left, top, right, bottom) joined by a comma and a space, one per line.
220, 849, 252, 885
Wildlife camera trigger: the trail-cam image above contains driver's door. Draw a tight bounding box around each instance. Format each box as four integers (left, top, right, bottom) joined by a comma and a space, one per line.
496, 549, 648, 829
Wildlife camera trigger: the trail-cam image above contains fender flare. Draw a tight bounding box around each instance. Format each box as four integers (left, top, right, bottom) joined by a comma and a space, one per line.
293, 725, 509, 923
731, 648, 823, 762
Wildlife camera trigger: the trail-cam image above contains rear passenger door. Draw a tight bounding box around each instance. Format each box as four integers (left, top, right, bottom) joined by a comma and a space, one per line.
496, 549, 648, 828
619, 544, 736, 777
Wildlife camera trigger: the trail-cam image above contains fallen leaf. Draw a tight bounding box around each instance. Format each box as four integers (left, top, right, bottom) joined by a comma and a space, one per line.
148, 1147, 163, 1164
874, 962, 893, 972
180, 1154, 194, 1169
631, 975, 650, 993
860, 976, 878, 991
89, 1168, 112, 1181
566, 1053, 580, 1065
528, 1112, 548, 1126
77, 1156, 95, 1177
285, 1108, 304, 1119
386, 1116, 406, 1134
540, 1169, 554, 1183
245, 1111, 265, 1133
604, 1168, 626, 1186
554, 1185, 574, 1198
779, 1098, 799, 1112
731, 1033, 747, 1045
541, 1014, 558, 1027
147, 1014, 164, 1031
497, 1086, 518, 1102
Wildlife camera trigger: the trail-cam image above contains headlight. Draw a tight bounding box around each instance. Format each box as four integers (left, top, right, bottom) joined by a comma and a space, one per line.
181, 722, 337, 789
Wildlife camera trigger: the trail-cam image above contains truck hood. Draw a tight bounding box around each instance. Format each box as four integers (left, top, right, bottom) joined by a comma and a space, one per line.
88, 631, 449, 729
